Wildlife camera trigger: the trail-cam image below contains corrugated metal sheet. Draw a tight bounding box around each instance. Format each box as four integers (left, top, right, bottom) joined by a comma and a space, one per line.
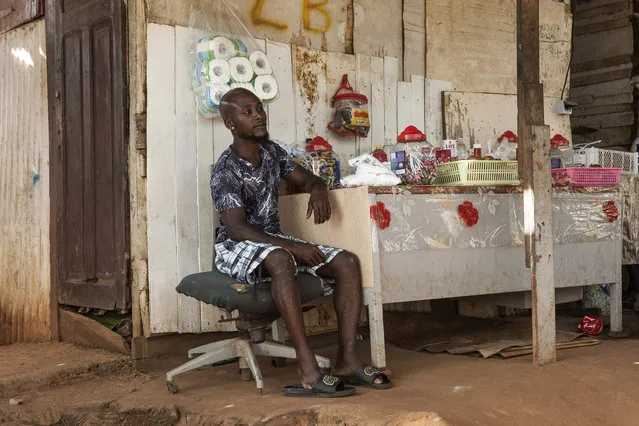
0, 20, 51, 345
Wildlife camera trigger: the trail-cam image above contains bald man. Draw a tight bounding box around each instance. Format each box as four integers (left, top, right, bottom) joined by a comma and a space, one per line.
210, 89, 391, 397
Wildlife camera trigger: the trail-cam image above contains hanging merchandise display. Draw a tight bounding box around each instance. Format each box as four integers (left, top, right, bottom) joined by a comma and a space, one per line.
328, 74, 370, 137
188, 0, 279, 118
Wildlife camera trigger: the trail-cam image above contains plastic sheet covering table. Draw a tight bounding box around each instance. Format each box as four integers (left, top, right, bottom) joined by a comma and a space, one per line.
620, 174, 639, 265
279, 186, 623, 368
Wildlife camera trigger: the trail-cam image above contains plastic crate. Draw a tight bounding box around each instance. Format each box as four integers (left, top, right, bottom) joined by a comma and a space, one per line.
573, 147, 638, 174
435, 160, 519, 186
551, 167, 621, 187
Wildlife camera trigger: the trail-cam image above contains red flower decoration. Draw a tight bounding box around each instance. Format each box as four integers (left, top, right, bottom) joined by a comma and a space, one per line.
458, 201, 479, 227
603, 201, 618, 223
370, 202, 391, 230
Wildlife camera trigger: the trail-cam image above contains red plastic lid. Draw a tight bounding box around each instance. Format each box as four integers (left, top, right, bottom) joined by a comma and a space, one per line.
551, 134, 569, 148
498, 130, 518, 143
306, 136, 332, 152
397, 126, 426, 142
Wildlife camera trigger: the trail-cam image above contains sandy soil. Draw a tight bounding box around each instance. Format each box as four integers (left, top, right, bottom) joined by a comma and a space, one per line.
2, 325, 639, 425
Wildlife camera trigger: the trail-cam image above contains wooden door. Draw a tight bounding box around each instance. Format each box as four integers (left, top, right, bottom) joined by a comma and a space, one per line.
46, 0, 129, 310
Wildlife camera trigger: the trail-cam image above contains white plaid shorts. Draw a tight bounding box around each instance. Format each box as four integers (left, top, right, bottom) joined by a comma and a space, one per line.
214, 234, 342, 296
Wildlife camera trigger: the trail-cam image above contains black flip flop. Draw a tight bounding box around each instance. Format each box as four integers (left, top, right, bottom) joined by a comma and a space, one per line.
282, 375, 355, 398
335, 365, 392, 390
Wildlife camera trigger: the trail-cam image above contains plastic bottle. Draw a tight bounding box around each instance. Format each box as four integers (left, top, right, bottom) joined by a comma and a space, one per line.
551, 134, 573, 168
372, 144, 388, 163
550, 139, 563, 169
472, 144, 482, 159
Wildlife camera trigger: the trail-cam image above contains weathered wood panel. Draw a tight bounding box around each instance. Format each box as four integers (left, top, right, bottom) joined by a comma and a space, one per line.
147, 0, 402, 60
570, 0, 634, 149
0, 0, 44, 35
0, 20, 52, 344
426, 0, 571, 98
175, 26, 202, 333
353, 0, 403, 61
402, 0, 426, 80
147, 23, 179, 334
443, 91, 572, 146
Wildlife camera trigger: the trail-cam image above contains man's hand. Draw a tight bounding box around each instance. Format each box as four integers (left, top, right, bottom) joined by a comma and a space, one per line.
289, 241, 325, 267
306, 184, 331, 224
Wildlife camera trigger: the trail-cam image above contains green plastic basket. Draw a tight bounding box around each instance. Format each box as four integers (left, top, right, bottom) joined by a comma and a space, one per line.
435, 160, 520, 186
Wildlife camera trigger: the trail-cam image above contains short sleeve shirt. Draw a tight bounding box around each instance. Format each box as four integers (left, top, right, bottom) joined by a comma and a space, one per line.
211, 140, 298, 243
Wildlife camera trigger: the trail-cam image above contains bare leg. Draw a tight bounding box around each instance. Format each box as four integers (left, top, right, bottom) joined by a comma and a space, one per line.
265, 249, 320, 387
317, 251, 382, 383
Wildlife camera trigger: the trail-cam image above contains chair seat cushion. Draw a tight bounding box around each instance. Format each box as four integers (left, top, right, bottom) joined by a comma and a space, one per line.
176, 270, 326, 314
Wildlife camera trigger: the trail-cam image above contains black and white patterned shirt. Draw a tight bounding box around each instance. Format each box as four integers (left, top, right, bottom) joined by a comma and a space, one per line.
211, 140, 298, 243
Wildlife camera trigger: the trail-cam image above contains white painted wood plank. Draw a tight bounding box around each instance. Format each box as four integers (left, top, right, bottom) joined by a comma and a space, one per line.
425, 79, 455, 145
356, 54, 372, 155
371, 57, 385, 151
174, 26, 202, 333
293, 46, 328, 145
147, 23, 178, 334
397, 81, 412, 136
326, 51, 358, 171
213, 117, 232, 162
266, 41, 296, 144
410, 75, 426, 133
196, 117, 214, 271
201, 116, 237, 332
384, 57, 399, 145
193, 45, 216, 332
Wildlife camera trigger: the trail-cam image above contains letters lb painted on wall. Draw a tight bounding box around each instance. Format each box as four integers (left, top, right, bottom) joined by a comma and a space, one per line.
251, 0, 332, 33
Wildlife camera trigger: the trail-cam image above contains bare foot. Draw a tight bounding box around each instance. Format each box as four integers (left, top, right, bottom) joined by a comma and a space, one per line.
333, 356, 385, 385
297, 353, 322, 389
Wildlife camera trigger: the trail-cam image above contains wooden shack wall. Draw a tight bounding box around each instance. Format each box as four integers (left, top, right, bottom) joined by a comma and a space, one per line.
570, 0, 635, 150
133, 1, 574, 334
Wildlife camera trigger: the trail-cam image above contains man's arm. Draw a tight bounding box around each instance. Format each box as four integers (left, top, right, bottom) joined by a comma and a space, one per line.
284, 166, 332, 224
221, 207, 325, 266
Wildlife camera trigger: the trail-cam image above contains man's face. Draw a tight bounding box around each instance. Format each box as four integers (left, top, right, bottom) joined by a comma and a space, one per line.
226, 93, 268, 141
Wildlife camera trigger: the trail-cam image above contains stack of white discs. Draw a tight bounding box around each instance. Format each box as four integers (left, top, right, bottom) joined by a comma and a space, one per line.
192, 35, 279, 117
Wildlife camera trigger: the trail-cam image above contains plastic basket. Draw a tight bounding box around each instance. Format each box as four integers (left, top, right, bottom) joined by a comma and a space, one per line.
435, 160, 519, 186
573, 147, 638, 174
551, 167, 621, 187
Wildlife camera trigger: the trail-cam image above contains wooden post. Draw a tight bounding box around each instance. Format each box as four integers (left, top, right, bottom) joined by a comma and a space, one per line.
517, 0, 557, 365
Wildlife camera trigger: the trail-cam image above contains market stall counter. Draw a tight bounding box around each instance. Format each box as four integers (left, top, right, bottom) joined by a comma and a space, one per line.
278, 185, 623, 368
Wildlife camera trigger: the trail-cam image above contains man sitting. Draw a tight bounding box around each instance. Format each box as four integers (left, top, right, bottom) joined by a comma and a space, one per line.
210, 88, 391, 397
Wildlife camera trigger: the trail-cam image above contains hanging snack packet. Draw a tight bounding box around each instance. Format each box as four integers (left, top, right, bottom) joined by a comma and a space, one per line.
188, 0, 279, 118
328, 74, 370, 138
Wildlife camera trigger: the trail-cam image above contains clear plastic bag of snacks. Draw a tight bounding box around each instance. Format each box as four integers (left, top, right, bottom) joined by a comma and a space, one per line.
404, 144, 438, 185
188, 0, 279, 118
328, 75, 370, 137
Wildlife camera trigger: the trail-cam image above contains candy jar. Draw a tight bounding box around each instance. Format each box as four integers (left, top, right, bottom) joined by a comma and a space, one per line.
300, 136, 341, 188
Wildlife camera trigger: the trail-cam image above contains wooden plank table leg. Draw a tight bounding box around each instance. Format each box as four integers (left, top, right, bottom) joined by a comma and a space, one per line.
367, 292, 386, 369
610, 281, 623, 335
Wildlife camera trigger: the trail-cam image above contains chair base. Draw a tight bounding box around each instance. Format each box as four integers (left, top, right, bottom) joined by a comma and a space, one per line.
165, 337, 331, 394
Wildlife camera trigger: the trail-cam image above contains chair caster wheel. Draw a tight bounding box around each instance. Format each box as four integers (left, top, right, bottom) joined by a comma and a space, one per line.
240, 368, 253, 381
167, 381, 179, 394
271, 357, 287, 367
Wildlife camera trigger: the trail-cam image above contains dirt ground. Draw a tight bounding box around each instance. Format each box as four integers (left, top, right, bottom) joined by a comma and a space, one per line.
3, 315, 639, 426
